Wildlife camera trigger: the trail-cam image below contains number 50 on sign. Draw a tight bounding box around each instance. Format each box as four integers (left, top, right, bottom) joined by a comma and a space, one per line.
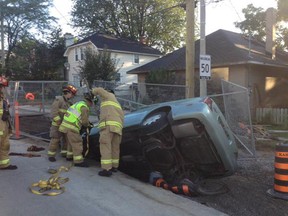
200, 55, 211, 80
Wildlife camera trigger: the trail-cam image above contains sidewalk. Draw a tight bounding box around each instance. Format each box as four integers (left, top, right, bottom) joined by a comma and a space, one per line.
0, 137, 227, 216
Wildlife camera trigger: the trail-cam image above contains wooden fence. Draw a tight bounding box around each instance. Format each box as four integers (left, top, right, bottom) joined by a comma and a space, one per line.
256, 108, 288, 125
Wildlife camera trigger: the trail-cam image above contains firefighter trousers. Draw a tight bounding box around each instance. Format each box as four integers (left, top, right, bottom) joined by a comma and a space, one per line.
0, 128, 11, 168
48, 125, 67, 157
99, 127, 122, 170
65, 129, 84, 164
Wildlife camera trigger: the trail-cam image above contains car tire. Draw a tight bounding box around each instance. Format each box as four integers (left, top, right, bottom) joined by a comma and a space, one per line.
140, 111, 169, 136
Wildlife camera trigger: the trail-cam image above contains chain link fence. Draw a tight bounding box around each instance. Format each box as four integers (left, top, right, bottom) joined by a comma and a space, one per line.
6, 81, 68, 140
8, 79, 254, 157
220, 80, 255, 156
94, 80, 255, 157
7, 81, 69, 113
93, 80, 186, 104
6, 81, 100, 140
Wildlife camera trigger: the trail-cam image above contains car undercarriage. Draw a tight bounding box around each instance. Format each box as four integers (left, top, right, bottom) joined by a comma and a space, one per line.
87, 108, 235, 186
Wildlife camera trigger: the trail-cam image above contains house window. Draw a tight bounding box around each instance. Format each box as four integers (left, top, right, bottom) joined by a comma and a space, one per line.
115, 73, 120, 82
134, 54, 139, 64
80, 47, 85, 60
75, 48, 79, 61
73, 74, 81, 87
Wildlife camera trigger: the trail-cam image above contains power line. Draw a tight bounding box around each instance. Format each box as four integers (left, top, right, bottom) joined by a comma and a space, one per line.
53, 4, 70, 24
228, 0, 243, 23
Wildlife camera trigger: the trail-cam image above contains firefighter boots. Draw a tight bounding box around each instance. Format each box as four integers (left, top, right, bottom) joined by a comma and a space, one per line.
0, 165, 17, 170
98, 169, 112, 177
110, 167, 118, 172
48, 157, 56, 162
74, 161, 89, 168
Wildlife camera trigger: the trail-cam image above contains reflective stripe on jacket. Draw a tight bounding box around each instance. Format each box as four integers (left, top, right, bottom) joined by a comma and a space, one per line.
98, 99, 123, 133
0, 99, 9, 136
92, 87, 124, 135
50, 96, 72, 127
59, 101, 89, 133
98, 120, 123, 129
0, 158, 9, 165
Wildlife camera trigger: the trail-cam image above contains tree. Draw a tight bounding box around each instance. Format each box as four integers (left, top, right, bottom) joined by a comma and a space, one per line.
78, 47, 120, 87
234, 3, 288, 51
277, 0, 288, 21
234, 4, 266, 42
70, 0, 186, 53
1, 0, 56, 76
9, 28, 66, 80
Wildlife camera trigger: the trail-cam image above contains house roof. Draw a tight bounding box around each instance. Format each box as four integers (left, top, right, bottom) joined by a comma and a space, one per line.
70, 33, 162, 56
127, 29, 288, 74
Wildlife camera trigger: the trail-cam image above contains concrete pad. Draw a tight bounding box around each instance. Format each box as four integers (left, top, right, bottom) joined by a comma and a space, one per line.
0, 137, 227, 216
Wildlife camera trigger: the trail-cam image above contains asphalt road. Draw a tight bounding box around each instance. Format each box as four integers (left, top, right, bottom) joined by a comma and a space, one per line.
0, 137, 227, 216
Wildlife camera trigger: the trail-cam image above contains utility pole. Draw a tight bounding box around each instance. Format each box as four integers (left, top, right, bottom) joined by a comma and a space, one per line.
185, 0, 195, 98
199, 0, 206, 96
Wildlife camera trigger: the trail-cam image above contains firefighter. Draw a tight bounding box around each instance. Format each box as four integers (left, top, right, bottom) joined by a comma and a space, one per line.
47, 84, 77, 162
91, 87, 124, 177
0, 76, 17, 170
59, 92, 95, 167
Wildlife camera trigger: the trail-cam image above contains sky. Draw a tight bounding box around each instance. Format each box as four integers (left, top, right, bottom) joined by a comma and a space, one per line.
205, 0, 277, 34
50, 0, 278, 36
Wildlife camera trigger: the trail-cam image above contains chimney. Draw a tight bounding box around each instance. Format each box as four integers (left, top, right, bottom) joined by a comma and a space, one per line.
265, 8, 277, 59
64, 33, 75, 48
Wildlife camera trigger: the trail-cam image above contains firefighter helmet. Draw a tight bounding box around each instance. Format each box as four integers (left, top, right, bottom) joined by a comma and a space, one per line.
0, 76, 9, 87
63, 84, 77, 95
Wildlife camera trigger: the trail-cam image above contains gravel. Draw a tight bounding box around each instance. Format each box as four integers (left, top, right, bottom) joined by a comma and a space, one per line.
188, 140, 288, 216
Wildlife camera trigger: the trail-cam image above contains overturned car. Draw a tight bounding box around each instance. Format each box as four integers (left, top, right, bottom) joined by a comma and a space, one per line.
87, 97, 238, 185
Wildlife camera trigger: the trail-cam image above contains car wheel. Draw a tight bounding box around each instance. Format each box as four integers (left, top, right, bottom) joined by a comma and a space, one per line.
140, 111, 169, 136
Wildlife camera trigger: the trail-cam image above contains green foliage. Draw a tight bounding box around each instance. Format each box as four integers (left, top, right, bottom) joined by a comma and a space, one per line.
267, 122, 288, 131
260, 112, 272, 124
145, 70, 179, 103
1, 0, 55, 77
145, 69, 176, 84
277, 0, 288, 21
234, 4, 266, 42
8, 28, 66, 80
71, 0, 186, 53
234, 3, 288, 51
78, 48, 120, 87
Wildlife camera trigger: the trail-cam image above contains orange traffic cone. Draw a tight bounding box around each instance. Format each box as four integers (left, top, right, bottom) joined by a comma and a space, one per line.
267, 143, 288, 200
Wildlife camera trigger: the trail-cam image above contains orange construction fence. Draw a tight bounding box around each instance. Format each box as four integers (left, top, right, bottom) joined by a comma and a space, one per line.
14, 101, 20, 139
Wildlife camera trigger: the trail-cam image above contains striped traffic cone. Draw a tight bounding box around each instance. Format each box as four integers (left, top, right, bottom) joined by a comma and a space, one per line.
267, 143, 288, 200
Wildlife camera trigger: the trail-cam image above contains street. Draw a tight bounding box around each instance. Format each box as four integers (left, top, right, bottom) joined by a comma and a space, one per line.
0, 137, 227, 216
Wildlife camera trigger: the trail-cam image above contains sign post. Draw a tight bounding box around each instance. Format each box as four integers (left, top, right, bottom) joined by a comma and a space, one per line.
199, 55, 211, 80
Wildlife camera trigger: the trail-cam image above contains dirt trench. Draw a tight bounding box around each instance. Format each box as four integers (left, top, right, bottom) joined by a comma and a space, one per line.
18, 114, 51, 139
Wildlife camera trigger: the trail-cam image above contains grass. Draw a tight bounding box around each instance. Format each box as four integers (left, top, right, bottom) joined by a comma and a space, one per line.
266, 124, 288, 130
261, 124, 288, 139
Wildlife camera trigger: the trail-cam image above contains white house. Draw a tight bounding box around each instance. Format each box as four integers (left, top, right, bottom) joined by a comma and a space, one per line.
63, 33, 162, 86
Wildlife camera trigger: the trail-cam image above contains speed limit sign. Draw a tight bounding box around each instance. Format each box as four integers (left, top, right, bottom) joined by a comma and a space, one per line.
200, 55, 211, 79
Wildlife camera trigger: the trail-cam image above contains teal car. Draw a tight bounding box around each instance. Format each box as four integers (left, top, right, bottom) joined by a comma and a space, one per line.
88, 97, 238, 183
